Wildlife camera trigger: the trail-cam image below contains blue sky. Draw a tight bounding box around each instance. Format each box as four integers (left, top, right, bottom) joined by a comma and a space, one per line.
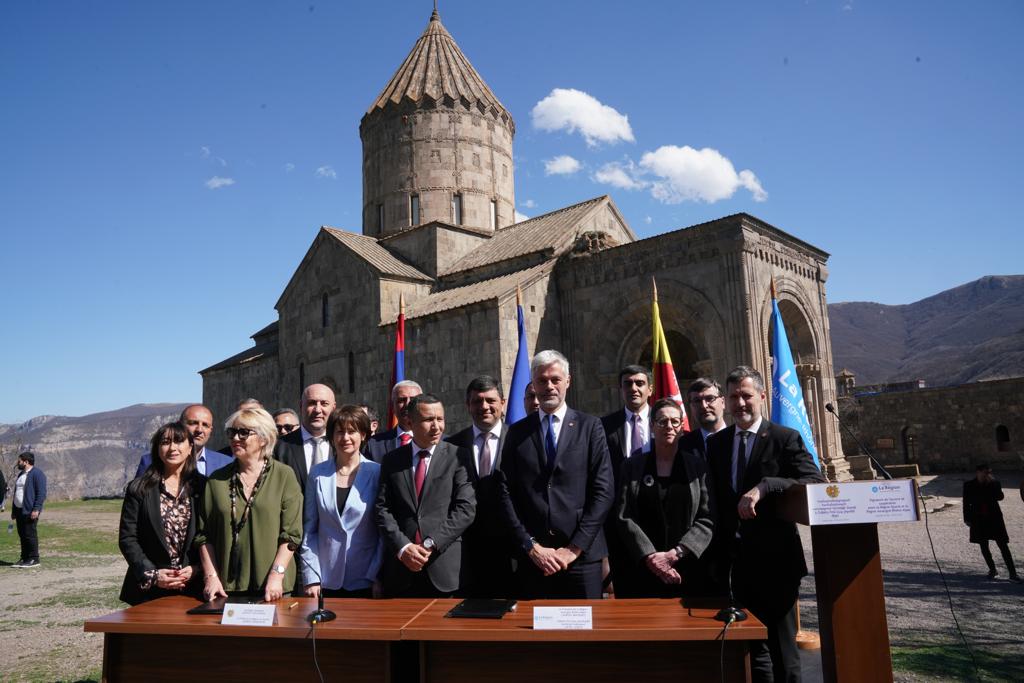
2, 1, 1021, 422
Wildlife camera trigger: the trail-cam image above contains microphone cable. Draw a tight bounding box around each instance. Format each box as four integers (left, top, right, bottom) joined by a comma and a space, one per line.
716, 614, 735, 683
292, 544, 328, 683
916, 482, 981, 682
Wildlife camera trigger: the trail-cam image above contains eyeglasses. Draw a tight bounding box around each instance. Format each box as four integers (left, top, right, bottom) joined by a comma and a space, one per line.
655, 418, 683, 428
227, 427, 256, 440
276, 423, 298, 434
689, 395, 722, 405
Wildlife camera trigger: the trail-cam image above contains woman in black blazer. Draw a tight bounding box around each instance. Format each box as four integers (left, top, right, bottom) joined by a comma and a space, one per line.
118, 422, 203, 605
616, 398, 714, 598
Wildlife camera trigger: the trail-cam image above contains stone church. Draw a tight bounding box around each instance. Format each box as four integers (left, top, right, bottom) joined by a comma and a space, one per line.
201, 9, 849, 480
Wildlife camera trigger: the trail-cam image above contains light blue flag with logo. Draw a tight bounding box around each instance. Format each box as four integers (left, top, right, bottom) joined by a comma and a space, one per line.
769, 285, 820, 467
506, 287, 531, 425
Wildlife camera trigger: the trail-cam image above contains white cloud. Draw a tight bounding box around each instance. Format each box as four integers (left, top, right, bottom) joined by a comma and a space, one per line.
639, 145, 767, 203
531, 88, 635, 147
522, 199, 537, 209
315, 165, 337, 179
205, 176, 235, 190
200, 146, 211, 159
644, 216, 653, 225
199, 146, 226, 166
284, 162, 295, 173
593, 161, 647, 191
544, 155, 582, 176
514, 210, 530, 223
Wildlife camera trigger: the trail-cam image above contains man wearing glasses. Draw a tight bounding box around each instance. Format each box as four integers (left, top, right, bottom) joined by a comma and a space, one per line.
680, 378, 727, 463
272, 409, 300, 437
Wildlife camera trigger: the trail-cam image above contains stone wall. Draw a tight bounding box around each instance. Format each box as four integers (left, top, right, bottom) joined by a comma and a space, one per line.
838, 377, 1024, 472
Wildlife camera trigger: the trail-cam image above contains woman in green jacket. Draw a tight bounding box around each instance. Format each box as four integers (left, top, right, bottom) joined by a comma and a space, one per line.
196, 407, 303, 602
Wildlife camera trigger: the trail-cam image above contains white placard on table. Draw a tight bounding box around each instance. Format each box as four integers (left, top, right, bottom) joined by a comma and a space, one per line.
806, 480, 919, 526
221, 603, 277, 627
533, 606, 593, 630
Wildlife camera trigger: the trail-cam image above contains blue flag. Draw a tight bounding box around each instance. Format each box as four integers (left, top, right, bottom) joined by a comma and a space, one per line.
506, 298, 531, 425
769, 295, 820, 467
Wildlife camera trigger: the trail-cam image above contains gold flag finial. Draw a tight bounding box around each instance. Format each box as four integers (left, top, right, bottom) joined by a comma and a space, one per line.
652, 277, 659, 303
516, 284, 522, 307
770, 276, 777, 300
399, 292, 405, 315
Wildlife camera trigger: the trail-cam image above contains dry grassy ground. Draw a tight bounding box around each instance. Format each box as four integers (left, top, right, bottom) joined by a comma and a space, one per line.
2, 474, 1022, 682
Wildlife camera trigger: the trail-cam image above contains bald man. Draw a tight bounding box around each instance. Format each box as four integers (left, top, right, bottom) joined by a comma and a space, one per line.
273, 383, 337, 494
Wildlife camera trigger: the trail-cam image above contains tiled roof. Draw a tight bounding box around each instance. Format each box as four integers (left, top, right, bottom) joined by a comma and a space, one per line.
366, 10, 513, 129
323, 227, 433, 282
382, 261, 554, 325
200, 340, 278, 375
440, 196, 608, 276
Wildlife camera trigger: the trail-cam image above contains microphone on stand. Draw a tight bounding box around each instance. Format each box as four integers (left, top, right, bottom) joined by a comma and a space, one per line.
289, 543, 336, 624
715, 543, 747, 624
824, 403, 893, 480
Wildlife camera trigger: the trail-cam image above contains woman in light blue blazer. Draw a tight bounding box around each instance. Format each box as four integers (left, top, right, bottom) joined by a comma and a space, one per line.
301, 405, 384, 598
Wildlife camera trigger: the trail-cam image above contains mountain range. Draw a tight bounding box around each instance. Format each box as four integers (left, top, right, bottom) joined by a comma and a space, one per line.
0, 403, 188, 500
828, 275, 1024, 387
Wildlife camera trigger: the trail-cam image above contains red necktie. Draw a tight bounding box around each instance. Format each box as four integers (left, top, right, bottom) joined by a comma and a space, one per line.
414, 450, 430, 542
400, 432, 412, 447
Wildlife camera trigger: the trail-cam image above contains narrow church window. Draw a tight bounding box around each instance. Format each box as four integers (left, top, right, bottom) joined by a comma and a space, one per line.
452, 193, 463, 225
490, 200, 497, 230
410, 194, 420, 226
377, 203, 384, 232
348, 352, 355, 393
996, 425, 1010, 452
321, 293, 329, 328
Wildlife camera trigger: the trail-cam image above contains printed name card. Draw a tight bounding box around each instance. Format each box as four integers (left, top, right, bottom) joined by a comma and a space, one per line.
806, 480, 919, 526
221, 603, 277, 627
533, 606, 593, 630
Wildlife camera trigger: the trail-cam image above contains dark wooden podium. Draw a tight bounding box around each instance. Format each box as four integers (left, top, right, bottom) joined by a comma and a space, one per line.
85, 597, 766, 682
775, 480, 920, 683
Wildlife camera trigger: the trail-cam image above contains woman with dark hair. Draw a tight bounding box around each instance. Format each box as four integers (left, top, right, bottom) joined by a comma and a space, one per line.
301, 405, 384, 598
196, 407, 302, 602
118, 422, 202, 604
616, 398, 715, 598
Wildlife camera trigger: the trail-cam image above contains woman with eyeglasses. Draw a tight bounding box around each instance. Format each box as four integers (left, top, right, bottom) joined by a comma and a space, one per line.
195, 407, 303, 602
118, 422, 204, 605
300, 405, 384, 599
616, 398, 714, 598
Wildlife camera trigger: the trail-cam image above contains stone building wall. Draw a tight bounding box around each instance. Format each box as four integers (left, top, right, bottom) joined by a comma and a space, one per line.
360, 104, 515, 237
838, 377, 1024, 472
203, 356, 280, 451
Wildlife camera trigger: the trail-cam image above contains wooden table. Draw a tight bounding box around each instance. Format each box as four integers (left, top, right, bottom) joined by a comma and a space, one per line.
85, 596, 766, 683
406, 598, 766, 683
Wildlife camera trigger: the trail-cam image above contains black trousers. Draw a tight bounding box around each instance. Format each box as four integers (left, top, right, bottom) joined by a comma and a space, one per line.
516, 558, 603, 599
737, 581, 801, 683
461, 534, 516, 598
14, 507, 39, 562
386, 570, 455, 599
980, 540, 1017, 575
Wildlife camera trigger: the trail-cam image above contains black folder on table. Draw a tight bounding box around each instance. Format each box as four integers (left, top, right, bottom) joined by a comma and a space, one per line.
186, 596, 265, 615
445, 599, 517, 619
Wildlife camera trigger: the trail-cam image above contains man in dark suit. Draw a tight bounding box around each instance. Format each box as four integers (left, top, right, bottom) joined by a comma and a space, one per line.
375, 394, 476, 597
367, 380, 422, 462
498, 350, 614, 599
11, 452, 47, 568
707, 366, 825, 683
446, 375, 513, 597
273, 383, 336, 495
679, 377, 728, 464
600, 364, 652, 597
135, 405, 233, 478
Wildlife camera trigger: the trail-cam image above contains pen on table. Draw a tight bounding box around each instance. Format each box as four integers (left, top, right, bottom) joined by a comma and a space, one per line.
288, 601, 299, 610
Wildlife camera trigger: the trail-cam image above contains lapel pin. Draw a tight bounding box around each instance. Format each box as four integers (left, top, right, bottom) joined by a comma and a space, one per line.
643, 474, 654, 487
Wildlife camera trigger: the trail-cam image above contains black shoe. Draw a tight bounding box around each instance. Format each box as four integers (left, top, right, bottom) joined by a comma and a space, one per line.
20, 559, 39, 568
986, 569, 998, 579
10, 560, 27, 568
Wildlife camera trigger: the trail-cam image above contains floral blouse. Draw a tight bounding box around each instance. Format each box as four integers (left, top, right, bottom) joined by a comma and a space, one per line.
139, 483, 193, 591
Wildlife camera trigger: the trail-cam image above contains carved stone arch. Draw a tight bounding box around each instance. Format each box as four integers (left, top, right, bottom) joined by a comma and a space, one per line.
760, 277, 821, 364
586, 278, 728, 401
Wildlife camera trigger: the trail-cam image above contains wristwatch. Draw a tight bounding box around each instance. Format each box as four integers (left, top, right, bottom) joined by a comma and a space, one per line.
673, 545, 687, 561
422, 537, 436, 551
271, 564, 287, 575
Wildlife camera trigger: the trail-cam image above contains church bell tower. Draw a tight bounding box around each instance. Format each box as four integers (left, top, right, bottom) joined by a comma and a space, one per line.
359, 9, 516, 238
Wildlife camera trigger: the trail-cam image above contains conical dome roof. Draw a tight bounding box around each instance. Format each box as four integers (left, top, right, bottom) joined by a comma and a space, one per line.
366, 9, 514, 131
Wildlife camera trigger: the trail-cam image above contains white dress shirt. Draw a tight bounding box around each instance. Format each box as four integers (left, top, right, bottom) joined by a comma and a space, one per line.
623, 404, 650, 455
540, 402, 569, 445
471, 421, 503, 475
731, 417, 762, 491
300, 426, 331, 473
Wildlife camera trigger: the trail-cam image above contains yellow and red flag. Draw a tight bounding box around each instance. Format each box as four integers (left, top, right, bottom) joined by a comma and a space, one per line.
651, 278, 689, 431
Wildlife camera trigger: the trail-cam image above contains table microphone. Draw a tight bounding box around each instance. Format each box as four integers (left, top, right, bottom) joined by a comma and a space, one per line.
715, 546, 747, 624
824, 403, 894, 480
289, 543, 336, 624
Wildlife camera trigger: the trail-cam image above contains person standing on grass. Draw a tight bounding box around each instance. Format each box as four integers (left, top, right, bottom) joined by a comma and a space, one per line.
11, 452, 47, 568
963, 463, 1021, 583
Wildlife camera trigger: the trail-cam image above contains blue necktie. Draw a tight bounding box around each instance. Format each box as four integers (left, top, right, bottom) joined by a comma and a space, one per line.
544, 414, 558, 469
